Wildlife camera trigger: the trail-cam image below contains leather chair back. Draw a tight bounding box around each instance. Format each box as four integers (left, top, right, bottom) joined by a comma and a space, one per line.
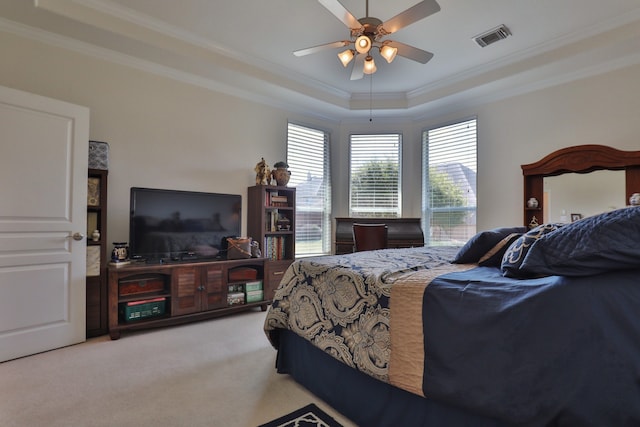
352, 223, 388, 252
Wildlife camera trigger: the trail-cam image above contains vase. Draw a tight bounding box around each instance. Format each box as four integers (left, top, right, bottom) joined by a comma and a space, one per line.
272, 167, 291, 186
527, 197, 539, 208
630, 193, 640, 206
111, 242, 129, 263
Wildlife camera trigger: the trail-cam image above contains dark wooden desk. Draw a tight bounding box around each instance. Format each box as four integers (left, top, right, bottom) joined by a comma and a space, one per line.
334, 217, 424, 254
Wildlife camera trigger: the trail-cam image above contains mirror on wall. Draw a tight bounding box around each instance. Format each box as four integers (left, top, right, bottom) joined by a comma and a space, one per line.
543, 170, 625, 223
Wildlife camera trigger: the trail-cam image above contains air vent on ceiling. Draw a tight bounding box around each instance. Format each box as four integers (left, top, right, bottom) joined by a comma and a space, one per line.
473, 25, 511, 48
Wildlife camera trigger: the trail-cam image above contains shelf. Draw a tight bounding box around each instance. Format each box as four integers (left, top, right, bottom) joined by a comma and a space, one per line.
86, 168, 108, 337
247, 185, 296, 300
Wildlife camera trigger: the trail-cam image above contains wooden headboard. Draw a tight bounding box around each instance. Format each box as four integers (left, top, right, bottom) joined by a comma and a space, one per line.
521, 144, 640, 227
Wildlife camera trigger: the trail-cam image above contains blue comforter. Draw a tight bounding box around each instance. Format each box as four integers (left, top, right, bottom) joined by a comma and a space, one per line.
424, 266, 640, 426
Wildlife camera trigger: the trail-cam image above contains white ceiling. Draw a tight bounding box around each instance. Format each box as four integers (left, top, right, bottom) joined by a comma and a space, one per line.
1, 0, 640, 121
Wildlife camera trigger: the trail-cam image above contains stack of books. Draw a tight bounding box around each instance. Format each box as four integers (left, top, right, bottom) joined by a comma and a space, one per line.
269, 194, 288, 207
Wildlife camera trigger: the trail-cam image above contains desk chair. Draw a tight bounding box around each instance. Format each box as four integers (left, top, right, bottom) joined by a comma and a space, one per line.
352, 223, 388, 252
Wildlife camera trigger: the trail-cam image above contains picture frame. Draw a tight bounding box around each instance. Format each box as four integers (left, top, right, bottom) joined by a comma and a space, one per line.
571, 213, 582, 222
87, 177, 100, 206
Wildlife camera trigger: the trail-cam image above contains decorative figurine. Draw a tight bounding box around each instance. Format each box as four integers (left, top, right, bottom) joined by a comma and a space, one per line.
251, 240, 261, 258
254, 157, 271, 185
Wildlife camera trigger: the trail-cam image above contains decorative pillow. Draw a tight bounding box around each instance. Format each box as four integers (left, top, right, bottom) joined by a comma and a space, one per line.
501, 223, 563, 278
478, 233, 522, 267
453, 226, 527, 264
520, 207, 640, 276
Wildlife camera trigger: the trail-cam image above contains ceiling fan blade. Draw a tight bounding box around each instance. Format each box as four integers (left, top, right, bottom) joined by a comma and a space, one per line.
381, 0, 440, 35
318, 0, 363, 30
386, 41, 433, 64
293, 40, 349, 56
350, 53, 365, 80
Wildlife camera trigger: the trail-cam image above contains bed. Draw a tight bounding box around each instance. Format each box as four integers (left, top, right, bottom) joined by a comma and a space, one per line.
263, 145, 640, 426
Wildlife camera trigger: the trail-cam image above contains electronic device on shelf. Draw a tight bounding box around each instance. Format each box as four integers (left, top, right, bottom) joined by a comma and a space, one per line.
129, 187, 241, 262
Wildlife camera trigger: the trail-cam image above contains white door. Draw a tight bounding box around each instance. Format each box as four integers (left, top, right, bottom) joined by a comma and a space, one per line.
0, 85, 89, 362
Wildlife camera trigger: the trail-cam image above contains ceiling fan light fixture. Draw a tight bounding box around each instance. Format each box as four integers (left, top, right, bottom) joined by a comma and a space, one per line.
363, 55, 377, 74
355, 35, 372, 54
380, 44, 398, 63
298, 0, 441, 80
338, 49, 355, 67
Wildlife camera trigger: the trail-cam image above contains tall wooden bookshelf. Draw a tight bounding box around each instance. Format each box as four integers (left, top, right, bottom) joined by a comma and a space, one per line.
247, 185, 296, 300
86, 168, 108, 337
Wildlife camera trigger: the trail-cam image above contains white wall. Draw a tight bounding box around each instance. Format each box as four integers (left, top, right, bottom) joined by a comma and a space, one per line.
1, 30, 639, 245
408, 64, 640, 230
0, 31, 333, 244
473, 64, 640, 229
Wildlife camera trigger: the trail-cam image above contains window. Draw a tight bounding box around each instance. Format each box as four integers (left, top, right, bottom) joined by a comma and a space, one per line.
349, 133, 401, 218
287, 122, 331, 256
422, 118, 477, 245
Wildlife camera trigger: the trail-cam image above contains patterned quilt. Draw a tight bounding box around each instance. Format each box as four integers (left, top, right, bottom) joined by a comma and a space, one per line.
263, 246, 473, 396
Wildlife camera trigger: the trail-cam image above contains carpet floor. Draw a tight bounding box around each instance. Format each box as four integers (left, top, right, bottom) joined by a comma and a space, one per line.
0, 309, 356, 427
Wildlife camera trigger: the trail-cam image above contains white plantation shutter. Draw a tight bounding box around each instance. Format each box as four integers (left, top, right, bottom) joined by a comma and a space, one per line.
287, 122, 331, 256
422, 118, 477, 245
349, 133, 401, 217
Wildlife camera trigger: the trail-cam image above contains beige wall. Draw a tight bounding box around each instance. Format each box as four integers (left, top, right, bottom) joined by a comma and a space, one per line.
2, 30, 639, 245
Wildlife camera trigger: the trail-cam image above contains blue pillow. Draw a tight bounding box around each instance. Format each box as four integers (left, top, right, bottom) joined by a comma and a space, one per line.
520, 207, 640, 276
453, 226, 527, 264
501, 223, 563, 278
478, 232, 522, 267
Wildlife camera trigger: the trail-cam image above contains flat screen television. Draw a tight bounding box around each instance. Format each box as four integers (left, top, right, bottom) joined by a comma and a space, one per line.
129, 187, 241, 262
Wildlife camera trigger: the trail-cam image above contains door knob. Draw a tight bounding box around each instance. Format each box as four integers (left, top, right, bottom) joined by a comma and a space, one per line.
72, 232, 85, 241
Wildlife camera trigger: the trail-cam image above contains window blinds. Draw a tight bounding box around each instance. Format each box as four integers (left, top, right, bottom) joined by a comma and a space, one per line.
422, 118, 477, 245
349, 133, 402, 218
287, 122, 331, 256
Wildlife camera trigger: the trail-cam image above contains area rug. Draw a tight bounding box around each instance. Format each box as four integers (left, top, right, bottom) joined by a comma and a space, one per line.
258, 403, 344, 427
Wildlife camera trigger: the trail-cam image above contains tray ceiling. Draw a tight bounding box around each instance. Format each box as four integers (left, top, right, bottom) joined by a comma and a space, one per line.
1, 0, 639, 120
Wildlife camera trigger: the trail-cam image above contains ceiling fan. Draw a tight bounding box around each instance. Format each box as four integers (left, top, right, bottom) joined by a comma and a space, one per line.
294, 0, 440, 80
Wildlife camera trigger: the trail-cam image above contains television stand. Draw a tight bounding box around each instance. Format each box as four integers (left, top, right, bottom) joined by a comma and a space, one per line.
108, 257, 269, 339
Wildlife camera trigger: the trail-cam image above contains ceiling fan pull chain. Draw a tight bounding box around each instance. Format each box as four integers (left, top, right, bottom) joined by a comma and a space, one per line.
369, 74, 373, 122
